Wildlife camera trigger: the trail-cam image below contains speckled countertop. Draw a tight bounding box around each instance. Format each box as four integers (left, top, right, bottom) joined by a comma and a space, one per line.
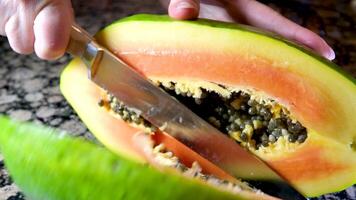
0, 0, 355, 199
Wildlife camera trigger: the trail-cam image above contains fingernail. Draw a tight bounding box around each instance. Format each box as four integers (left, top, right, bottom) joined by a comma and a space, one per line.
327, 48, 335, 60
176, 1, 196, 10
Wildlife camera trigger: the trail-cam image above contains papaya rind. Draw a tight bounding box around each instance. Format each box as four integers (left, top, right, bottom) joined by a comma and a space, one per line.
0, 116, 274, 200
110, 14, 356, 84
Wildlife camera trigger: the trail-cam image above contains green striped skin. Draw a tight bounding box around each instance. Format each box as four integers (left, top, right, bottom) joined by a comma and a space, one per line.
0, 116, 250, 200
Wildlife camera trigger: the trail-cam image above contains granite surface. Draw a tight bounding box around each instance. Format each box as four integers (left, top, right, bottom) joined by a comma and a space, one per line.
0, 0, 355, 199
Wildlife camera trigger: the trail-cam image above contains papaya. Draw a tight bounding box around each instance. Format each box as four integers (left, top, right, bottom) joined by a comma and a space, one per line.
0, 116, 275, 200
60, 14, 356, 197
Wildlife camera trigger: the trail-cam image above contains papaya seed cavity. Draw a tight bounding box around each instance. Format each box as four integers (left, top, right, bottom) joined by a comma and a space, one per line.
103, 80, 308, 151
158, 81, 308, 151
102, 94, 157, 134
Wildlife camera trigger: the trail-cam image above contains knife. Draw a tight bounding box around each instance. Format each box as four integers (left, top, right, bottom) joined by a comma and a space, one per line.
66, 24, 305, 199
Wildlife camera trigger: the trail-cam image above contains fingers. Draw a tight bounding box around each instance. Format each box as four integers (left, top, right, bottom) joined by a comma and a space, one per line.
168, 0, 200, 20
287, 25, 335, 60
167, 0, 335, 60
34, 0, 73, 60
234, 0, 335, 60
1, 0, 73, 60
198, 1, 235, 22
4, 1, 35, 54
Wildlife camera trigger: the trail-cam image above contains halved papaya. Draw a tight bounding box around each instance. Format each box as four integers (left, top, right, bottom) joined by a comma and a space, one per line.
60, 14, 356, 197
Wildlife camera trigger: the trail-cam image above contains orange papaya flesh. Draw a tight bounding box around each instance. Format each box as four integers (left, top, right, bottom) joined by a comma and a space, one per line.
60, 14, 356, 198
60, 59, 280, 200
62, 59, 275, 185
61, 59, 239, 181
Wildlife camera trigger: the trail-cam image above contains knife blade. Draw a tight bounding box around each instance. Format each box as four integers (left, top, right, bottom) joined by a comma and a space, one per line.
66, 24, 305, 199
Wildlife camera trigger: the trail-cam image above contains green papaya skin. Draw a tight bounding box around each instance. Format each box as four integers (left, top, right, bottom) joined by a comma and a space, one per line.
0, 116, 268, 200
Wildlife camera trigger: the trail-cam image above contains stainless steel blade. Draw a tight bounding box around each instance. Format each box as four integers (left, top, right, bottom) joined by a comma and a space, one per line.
67, 24, 306, 200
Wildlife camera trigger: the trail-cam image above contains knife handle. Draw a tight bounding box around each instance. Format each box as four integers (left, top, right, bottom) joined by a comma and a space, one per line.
67, 24, 102, 72
67, 24, 93, 57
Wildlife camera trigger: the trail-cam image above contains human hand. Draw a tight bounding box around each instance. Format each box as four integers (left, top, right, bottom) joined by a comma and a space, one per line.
0, 0, 74, 60
165, 0, 335, 60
